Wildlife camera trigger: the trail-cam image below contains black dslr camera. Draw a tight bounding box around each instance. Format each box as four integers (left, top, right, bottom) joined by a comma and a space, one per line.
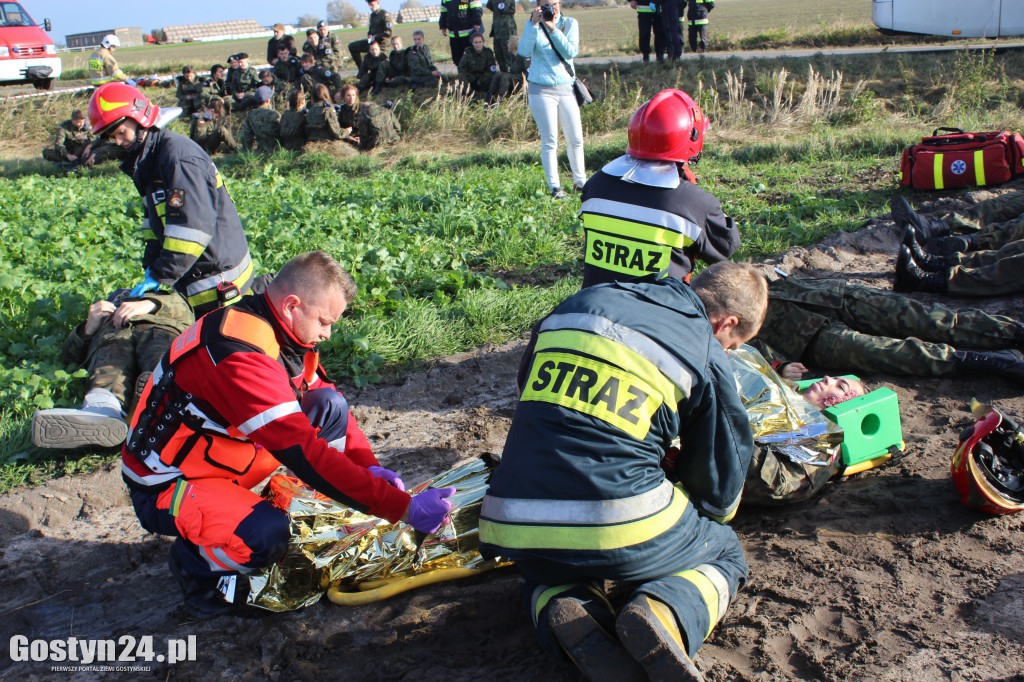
541, 3, 555, 21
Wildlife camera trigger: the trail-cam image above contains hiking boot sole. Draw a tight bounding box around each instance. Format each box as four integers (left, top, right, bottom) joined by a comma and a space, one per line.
617, 597, 705, 682
547, 598, 646, 682
32, 410, 128, 449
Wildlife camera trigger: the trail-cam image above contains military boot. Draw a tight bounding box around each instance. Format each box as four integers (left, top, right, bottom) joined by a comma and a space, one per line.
545, 595, 647, 682
902, 226, 950, 272
954, 349, 1024, 384
890, 196, 951, 240
616, 593, 705, 682
893, 245, 949, 293
927, 233, 976, 259
32, 387, 127, 449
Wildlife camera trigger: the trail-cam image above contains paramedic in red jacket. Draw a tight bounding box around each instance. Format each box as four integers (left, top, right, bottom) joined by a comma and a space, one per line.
121, 251, 454, 618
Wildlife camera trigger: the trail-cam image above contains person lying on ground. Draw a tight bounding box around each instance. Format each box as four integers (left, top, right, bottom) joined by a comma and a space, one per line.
33, 289, 194, 449
752, 271, 1024, 383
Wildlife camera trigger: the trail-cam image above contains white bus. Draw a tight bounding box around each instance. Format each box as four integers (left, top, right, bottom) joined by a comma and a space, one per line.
872, 0, 1024, 38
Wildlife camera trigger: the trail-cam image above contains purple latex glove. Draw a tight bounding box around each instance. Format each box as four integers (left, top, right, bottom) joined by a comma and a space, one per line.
406, 487, 456, 534
368, 465, 405, 491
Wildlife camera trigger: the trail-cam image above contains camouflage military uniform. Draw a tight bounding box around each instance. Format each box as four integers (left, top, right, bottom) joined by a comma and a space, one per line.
356, 52, 389, 91
406, 44, 440, 89
457, 45, 498, 96
356, 102, 401, 151
225, 66, 241, 96
279, 109, 307, 151
189, 115, 240, 155
486, 0, 518, 71
314, 32, 343, 68
241, 107, 282, 154
488, 52, 527, 99
942, 189, 1024, 251
273, 56, 303, 92
300, 64, 343, 97
306, 102, 345, 141
751, 275, 1024, 376
206, 76, 229, 101
349, 9, 393, 69
944, 240, 1024, 297
175, 76, 205, 118
43, 118, 94, 163
61, 291, 194, 411
378, 48, 409, 87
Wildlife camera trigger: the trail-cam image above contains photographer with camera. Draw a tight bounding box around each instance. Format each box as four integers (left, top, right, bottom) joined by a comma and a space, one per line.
519, 0, 587, 199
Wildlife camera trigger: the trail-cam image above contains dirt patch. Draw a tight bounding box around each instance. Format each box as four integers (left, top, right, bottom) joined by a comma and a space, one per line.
2, 192, 1024, 681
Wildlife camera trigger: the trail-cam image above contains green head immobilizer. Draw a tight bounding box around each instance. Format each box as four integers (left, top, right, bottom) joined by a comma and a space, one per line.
795, 375, 906, 475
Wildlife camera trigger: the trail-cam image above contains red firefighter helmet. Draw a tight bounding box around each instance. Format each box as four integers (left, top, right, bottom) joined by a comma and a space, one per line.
951, 407, 1024, 515
627, 89, 708, 165
87, 82, 160, 136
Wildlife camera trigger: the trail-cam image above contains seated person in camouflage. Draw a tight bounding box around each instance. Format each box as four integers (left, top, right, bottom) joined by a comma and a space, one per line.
301, 29, 320, 60
892, 194, 1024, 298
175, 66, 204, 118
42, 109, 123, 167
406, 30, 442, 91
350, 90, 401, 151
231, 53, 261, 112
206, 63, 229, 101
241, 86, 282, 155
457, 33, 498, 100
298, 52, 343, 101
225, 54, 241, 99
189, 98, 240, 154
377, 36, 410, 91
752, 272, 1024, 384
273, 46, 302, 93
32, 289, 195, 449
279, 89, 308, 152
306, 83, 346, 141
356, 40, 389, 95
313, 20, 343, 69
488, 36, 529, 100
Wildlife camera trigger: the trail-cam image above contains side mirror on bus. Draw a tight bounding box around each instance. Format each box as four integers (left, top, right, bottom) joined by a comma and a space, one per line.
44, 18, 51, 32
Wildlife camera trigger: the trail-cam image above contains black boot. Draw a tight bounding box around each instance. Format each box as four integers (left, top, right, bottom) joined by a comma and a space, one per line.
168, 543, 248, 619
902, 226, 950, 272
927, 233, 976, 258
954, 349, 1024, 384
890, 196, 951, 240
894, 245, 949, 293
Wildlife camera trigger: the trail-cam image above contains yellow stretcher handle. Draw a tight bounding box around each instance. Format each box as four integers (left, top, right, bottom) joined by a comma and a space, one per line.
327, 566, 497, 606
841, 453, 892, 477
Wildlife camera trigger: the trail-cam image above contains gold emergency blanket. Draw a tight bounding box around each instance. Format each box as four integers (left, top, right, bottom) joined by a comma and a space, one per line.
729, 345, 843, 467
248, 457, 505, 611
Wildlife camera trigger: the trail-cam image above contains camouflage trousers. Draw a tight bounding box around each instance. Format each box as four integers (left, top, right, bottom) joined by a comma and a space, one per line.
945, 188, 1024, 250
802, 285, 1022, 376
489, 71, 524, 100
947, 239, 1024, 296
88, 323, 177, 412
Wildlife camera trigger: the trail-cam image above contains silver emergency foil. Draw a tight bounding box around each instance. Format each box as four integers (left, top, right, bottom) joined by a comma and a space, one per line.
728, 344, 842, 467
248, 457, 504, 611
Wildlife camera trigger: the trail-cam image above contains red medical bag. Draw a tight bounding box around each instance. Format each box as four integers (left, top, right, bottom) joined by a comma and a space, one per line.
899, 128, 1024, 190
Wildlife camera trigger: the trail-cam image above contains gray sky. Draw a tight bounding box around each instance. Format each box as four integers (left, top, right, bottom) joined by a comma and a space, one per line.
28, 0, 407, 40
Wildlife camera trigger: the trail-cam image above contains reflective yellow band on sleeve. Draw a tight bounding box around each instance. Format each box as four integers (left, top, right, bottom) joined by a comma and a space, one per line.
143, 229, 157, 241
215, 172, 224, 188
535, 329, 682, 410
479, 485, 688, 551
974, 150, 986, 186
163, 237, 207, 258
933, 153, 944, 190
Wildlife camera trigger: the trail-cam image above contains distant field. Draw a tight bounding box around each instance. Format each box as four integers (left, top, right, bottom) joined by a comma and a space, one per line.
60, 0, 872, 72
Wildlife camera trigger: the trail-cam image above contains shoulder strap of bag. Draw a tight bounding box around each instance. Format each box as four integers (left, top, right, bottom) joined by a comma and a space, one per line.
538, 19, 576, 80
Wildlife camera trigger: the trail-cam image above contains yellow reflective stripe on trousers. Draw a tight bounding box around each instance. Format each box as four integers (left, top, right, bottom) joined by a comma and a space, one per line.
582, 213, 689, 248
531, 583, 579, 624
974, 150, 986, 185
535, 329, 682, 411
187, 258, 254, 308
479, 484, 689, 551
675, 568, 721, 637
933, 153, 944, 189
522, 350, 663, 439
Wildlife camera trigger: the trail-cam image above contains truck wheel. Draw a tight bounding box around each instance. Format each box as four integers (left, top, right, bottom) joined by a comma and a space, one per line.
33, 78, 54, 91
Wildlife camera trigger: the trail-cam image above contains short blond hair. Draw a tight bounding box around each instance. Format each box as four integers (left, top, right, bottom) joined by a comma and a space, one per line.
271, 251, 357, 303
690, 262, 768, 337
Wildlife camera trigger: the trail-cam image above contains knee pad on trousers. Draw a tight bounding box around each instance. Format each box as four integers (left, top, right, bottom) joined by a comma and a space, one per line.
233, 499, 291, 569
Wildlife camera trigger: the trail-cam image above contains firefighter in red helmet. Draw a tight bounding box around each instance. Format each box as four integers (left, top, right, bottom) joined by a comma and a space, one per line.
578, 88, 740, 288
88, 82, 256, 317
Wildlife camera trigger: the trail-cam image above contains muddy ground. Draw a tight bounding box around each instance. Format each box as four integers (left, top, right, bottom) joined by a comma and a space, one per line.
2, 188, 1024, 682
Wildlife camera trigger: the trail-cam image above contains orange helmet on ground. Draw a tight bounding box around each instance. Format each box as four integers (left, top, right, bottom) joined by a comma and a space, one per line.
627, 89, 708, 165
88, 82, 160, 136
951, 406, 1024, 515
